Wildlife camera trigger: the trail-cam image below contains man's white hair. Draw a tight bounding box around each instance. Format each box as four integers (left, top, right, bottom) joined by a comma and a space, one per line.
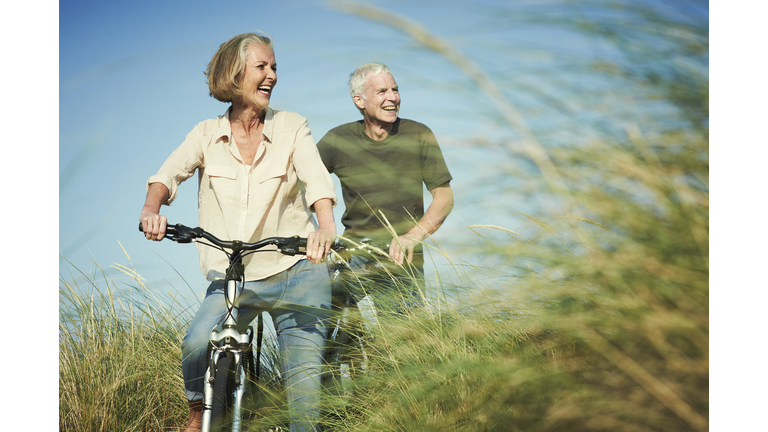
348, 62, 393, 98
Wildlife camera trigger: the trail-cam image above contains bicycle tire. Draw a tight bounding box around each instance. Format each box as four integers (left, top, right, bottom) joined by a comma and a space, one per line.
210, 352, 235, 431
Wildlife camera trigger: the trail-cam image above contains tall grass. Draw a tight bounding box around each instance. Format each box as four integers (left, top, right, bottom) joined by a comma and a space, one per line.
59, 253, 194, 431
315, 176, 708, 429
320, 155, 708, 431
59, 252, 295, 431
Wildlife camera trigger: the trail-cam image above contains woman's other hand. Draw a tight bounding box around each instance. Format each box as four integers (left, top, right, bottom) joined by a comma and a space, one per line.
306, 198, 336, 264
306, 227, 335, 264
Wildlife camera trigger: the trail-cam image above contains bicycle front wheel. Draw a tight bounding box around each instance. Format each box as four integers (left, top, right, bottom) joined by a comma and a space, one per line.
210, 352, 235, 431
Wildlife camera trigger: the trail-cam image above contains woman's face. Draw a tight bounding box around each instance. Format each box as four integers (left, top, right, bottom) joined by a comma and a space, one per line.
238, 43, 277, 111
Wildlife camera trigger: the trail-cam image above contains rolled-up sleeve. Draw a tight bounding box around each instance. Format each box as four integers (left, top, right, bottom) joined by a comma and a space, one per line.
292, 119, 337, 211
146, 125, 205, 205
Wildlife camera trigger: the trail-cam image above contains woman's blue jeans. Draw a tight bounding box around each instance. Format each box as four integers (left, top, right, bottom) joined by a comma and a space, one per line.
181, 259, 331, 432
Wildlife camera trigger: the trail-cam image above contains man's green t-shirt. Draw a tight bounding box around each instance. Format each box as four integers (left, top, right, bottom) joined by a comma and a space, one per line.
316, 118, 452, 247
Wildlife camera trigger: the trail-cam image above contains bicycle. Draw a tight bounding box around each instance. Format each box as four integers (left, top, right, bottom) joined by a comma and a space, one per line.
139, 222, 317, 432
322, 238, 400, 393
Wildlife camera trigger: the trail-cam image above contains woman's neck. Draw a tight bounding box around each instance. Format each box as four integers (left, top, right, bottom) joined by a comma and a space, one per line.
230, 102, 266, 134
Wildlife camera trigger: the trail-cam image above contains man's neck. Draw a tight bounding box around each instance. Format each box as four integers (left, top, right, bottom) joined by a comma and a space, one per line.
363, 117, 396, 142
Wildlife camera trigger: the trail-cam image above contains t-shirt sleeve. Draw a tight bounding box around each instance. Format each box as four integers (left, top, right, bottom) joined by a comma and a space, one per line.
420, 126, 453, 191
316, 132, 335, 174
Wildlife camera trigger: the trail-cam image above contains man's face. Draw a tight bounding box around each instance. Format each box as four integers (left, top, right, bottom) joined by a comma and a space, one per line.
354, 72, 400, 126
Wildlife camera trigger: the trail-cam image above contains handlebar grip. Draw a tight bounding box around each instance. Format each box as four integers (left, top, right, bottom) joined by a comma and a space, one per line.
138, 222, 178, 238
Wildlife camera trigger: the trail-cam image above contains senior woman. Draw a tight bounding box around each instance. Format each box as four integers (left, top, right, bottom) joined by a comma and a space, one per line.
139, 32, 336, 432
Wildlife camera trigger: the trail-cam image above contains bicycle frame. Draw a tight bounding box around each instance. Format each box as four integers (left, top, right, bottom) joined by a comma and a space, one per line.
140, 223, 307, 432
200, 278, 251, 432
323, 239, 391, 391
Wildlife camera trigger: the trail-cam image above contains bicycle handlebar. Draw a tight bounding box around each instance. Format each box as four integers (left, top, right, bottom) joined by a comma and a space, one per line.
139, 222, 308, 256
139, 222, 393, 259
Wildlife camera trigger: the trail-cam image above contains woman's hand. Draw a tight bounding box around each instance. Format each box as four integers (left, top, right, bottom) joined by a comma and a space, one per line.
140, 209, 167, 241
306, 227, 335, 264
306, 198, 337, 264
140, 183, 170, 241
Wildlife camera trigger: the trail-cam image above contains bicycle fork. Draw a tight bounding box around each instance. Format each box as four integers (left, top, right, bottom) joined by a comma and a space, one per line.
201, 279, 252, 432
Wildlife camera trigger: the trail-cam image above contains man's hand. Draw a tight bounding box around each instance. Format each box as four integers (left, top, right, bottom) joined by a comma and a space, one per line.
389, 234, 419, 265
387, 182, 454, 265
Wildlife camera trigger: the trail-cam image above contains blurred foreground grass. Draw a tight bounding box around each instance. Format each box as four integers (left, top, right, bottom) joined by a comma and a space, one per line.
60, 1, 707, 430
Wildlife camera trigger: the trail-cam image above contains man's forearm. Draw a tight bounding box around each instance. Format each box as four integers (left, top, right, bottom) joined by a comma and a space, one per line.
406, 183, 454, 240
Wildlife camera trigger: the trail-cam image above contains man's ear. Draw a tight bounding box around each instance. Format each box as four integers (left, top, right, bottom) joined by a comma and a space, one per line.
353, 95, 365, 110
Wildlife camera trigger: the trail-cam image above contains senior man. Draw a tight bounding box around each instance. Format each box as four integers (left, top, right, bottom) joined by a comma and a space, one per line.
317, 62, 454, 308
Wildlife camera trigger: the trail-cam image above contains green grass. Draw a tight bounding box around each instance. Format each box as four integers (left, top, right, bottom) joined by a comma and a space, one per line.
59, 257, 193, 431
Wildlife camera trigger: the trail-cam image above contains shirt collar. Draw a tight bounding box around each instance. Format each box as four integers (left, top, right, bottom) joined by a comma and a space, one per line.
214, 106, 275, 144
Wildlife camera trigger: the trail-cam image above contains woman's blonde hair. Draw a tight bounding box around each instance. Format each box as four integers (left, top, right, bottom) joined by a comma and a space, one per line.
205, 32, 274, 103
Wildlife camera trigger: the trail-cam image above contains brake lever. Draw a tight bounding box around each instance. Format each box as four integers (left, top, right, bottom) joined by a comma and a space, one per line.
171, 224, 203, 243
278, 236, 307, 256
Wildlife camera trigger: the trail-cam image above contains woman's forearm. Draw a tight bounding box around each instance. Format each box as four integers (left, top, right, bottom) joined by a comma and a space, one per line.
139, 183, 170, 241
313, 198, 336, 232
305, 197, 336, 263
141, 182, 170, 217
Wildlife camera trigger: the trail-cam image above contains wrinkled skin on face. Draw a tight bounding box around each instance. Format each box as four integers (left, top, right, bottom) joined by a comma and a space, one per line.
354, 72, 400, 128
237, 43, 277, 111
